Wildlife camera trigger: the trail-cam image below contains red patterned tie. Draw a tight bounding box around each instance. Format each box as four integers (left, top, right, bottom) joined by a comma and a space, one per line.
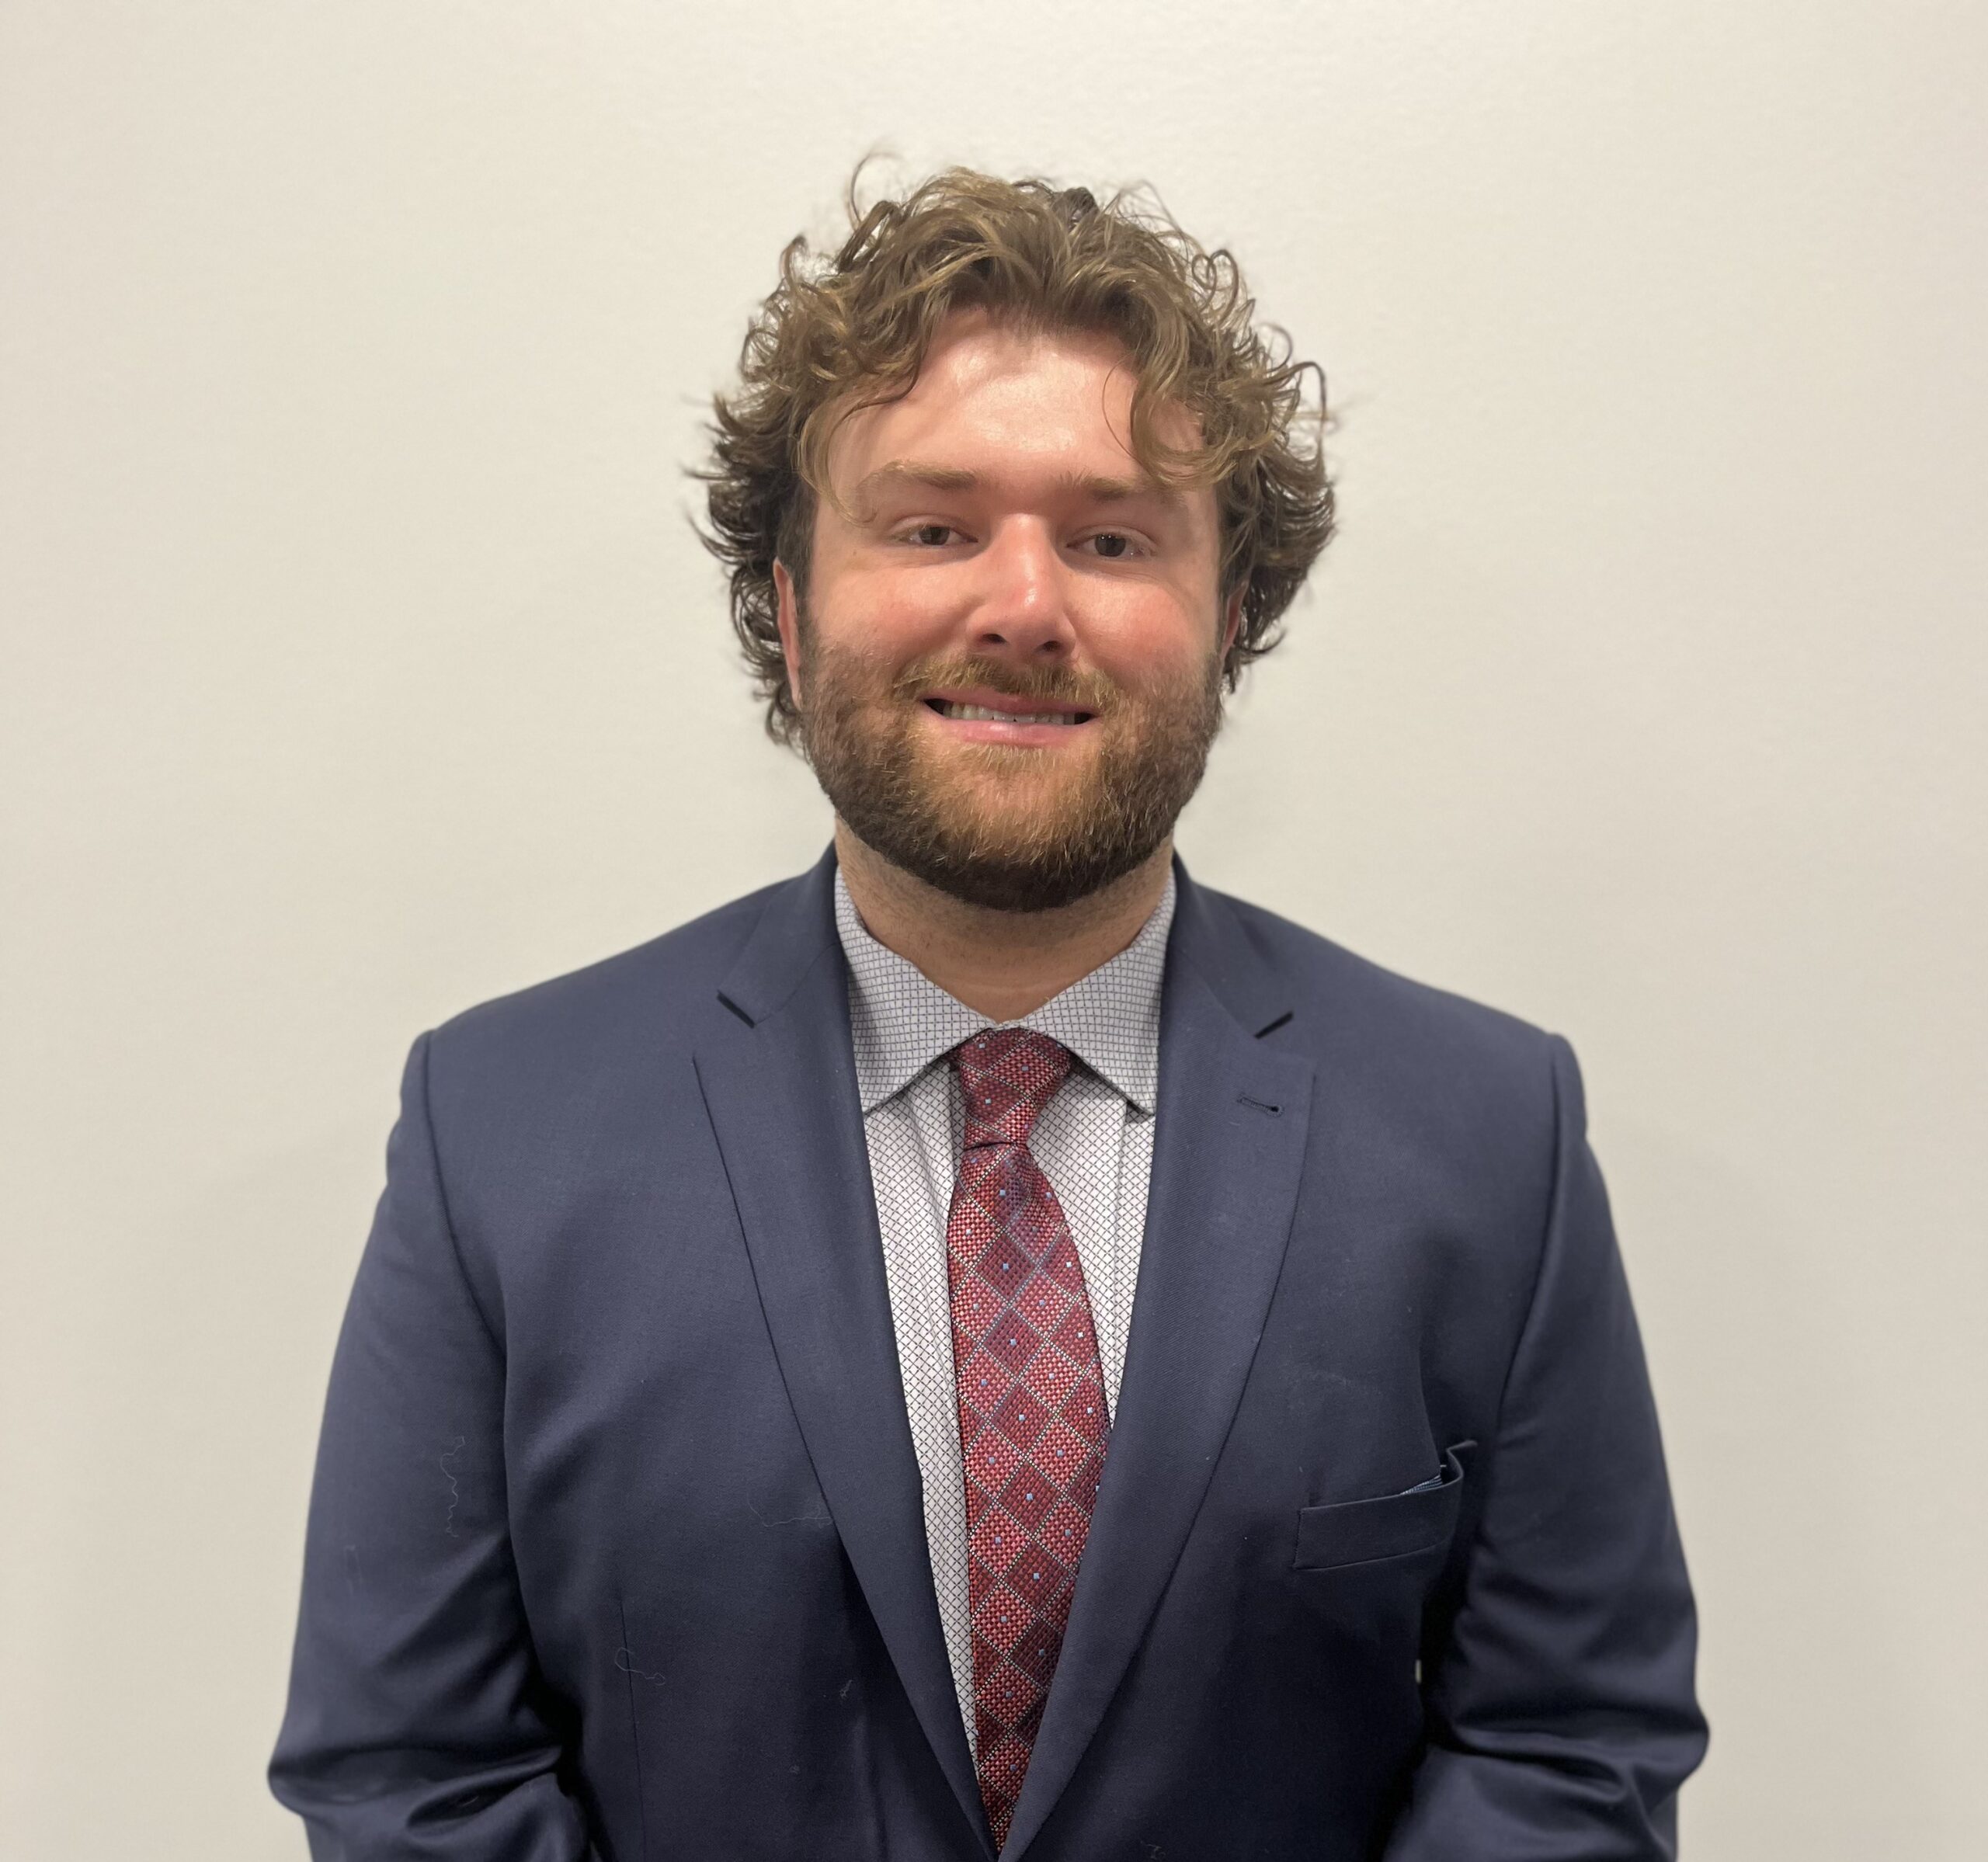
946, 1029, 1109, 1850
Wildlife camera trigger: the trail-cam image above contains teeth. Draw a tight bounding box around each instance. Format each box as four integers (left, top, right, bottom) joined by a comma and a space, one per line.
937, 703, 1080, 724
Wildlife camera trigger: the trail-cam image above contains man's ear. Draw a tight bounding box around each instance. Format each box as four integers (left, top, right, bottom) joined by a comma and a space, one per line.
773, 560, 805, 710
1219, 585, 1246, 665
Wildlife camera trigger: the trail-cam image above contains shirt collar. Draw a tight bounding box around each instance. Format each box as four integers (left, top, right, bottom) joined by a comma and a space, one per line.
834, 867, 1174, 1117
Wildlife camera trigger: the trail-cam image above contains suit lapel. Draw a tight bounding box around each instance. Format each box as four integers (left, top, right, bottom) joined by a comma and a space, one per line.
693, 853, 992, 1856
1001, 871, 1315, 1861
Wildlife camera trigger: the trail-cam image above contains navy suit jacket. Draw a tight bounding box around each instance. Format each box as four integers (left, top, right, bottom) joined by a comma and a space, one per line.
271, 850, 1705, 1859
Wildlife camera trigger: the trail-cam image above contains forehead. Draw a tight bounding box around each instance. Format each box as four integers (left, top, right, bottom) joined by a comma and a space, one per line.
823, 308, 1195, 491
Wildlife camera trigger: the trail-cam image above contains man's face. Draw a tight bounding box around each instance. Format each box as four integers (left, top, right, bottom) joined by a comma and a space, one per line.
776, 308, 1240, 912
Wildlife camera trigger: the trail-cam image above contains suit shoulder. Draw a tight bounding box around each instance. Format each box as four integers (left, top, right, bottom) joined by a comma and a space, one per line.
1206, 887, 1562, 1092
422, 875, 789, 1079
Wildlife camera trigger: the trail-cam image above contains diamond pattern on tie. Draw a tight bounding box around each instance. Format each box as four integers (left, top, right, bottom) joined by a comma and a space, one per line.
946, 1029, 1109, 1851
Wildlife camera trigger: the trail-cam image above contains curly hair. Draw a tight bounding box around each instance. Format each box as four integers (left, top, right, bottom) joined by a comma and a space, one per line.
697, 165, 1335, 745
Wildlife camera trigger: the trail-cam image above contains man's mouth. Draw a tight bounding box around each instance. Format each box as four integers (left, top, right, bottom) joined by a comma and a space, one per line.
925, 700, 1095, 725
914, 683, 1105, 735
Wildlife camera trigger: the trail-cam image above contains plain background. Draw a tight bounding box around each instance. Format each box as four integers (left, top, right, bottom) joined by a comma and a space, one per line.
3, 3, 1983, 1857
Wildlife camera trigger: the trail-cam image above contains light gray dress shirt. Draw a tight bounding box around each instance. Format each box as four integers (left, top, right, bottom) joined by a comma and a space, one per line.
832, 869, 1174, 1753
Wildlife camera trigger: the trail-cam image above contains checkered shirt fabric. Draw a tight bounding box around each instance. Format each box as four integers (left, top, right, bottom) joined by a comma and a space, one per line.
947, 1029, 1108, 1848
832, 869, 1173, 1763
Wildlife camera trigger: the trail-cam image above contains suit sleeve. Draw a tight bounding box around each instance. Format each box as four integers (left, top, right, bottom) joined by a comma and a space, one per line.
1384, 1036, 1708, 1860
269, 1033, 596, 1860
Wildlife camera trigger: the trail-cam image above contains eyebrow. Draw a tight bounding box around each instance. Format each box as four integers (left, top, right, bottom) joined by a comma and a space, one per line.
848, 460, 1171, 510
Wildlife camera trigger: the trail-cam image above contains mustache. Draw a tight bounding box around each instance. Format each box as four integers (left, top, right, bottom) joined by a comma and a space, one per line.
886, 655, 1122, 713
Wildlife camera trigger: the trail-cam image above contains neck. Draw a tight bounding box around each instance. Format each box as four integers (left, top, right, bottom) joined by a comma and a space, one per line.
834, 824, 1173, 1022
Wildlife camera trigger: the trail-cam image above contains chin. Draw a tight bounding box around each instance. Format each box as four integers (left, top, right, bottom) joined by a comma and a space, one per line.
852, 790, 1168, 915
917, 774, 1106, 849
898, 842, 1160, 915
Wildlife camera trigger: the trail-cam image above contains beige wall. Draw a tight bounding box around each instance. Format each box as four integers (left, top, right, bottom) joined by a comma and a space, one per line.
3, 4, 1983, 1857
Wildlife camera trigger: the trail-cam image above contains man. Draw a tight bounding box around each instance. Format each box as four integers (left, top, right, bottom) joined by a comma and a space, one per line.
272, 169, 1705, 1859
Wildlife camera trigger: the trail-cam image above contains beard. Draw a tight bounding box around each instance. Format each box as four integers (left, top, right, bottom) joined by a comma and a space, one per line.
797, 631, 1225, 913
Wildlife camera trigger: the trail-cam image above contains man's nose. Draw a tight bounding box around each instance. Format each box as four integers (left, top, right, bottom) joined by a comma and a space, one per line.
964, 519, 1076, 662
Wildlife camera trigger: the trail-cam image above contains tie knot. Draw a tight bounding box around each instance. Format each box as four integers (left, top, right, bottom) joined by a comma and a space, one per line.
952, 1029, 1072, 1148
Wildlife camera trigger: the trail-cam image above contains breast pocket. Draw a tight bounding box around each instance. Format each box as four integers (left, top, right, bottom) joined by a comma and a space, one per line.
1292, 1440, 1474, 1572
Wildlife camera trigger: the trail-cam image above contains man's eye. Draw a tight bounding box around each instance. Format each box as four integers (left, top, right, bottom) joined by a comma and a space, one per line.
1083, 532, 1139, 559
903, 523, 959, 547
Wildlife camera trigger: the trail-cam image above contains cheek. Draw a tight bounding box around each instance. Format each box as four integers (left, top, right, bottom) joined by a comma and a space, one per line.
816, 568, 961, 665
1079, 592, 1220, 688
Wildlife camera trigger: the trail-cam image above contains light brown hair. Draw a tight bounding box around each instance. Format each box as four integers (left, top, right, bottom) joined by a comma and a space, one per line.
698, 166, 1335, 745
